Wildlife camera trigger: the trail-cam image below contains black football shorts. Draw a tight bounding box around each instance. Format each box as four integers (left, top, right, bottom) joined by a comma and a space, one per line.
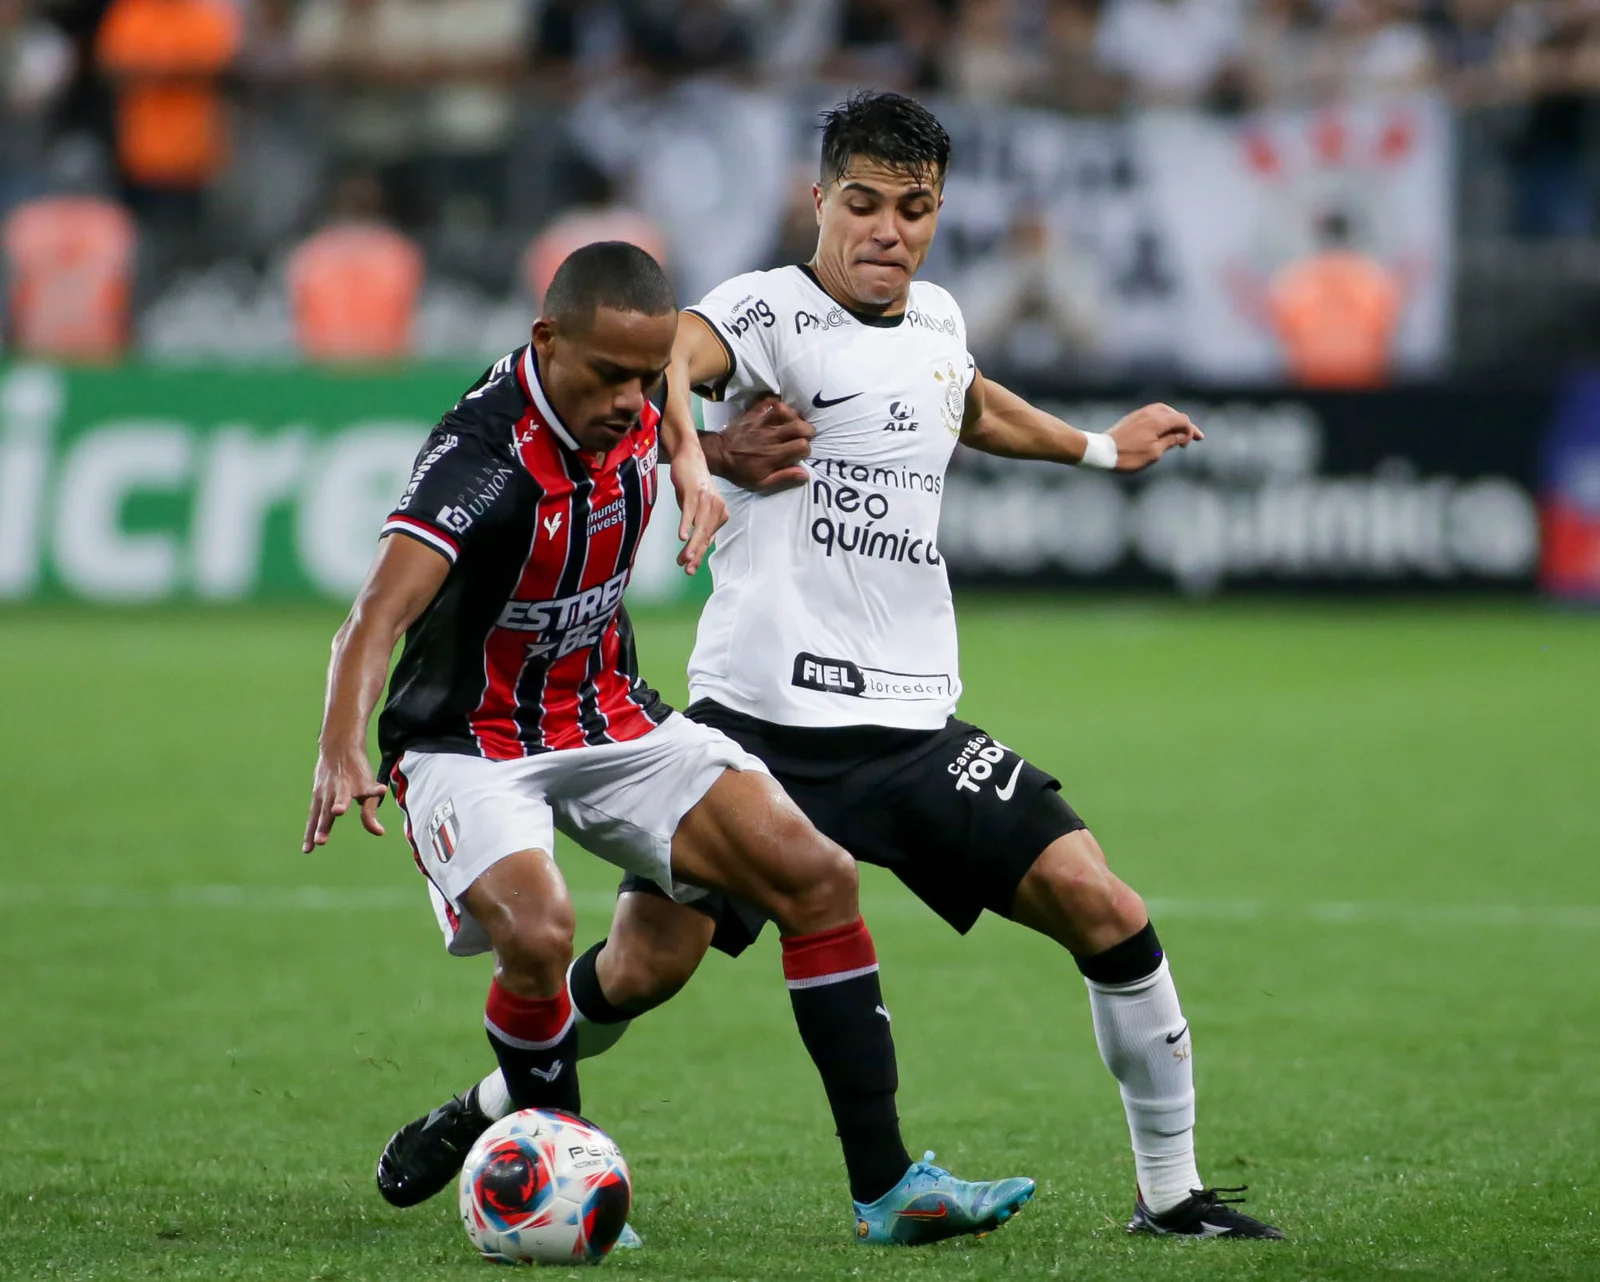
617, 698, 1086, 956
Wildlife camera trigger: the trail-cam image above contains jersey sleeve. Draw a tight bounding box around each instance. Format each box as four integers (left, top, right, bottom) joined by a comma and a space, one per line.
933, 283, 979, 391
682, 271, 783, 406
381, 426, 515, 565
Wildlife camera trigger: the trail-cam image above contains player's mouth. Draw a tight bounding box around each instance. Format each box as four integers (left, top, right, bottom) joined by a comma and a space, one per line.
591, 419, 634, 442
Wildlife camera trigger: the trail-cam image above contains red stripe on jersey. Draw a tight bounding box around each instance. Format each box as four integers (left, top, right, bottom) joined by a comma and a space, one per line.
539, 451, 631, 750
530, 449, 597, 752
592, 617, 661, 740
517, 433, 590, 752
382, 514, 460, 561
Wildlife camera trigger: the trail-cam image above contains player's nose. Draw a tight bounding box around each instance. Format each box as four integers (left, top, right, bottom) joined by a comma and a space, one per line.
611, 381, 646, 416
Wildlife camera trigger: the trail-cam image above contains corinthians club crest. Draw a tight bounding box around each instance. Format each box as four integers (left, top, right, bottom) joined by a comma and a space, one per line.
933, 360, 966, 437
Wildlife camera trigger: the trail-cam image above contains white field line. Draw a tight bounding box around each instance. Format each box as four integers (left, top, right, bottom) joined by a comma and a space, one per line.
1, 884, 1598, 930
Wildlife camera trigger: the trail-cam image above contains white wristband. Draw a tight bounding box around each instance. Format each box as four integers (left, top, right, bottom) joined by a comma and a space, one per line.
1079, 432, 1119, 470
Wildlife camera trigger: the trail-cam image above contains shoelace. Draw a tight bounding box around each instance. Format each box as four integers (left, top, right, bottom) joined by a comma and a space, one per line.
906, 1152, 950, 1188
1191, 1185, 1250, 1208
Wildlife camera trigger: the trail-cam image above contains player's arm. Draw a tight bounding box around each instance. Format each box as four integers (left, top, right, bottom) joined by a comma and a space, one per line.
302, 535, 449, 853
959, 368, 1203, 472
659, 311, 732, 576
666, 309, 814, 494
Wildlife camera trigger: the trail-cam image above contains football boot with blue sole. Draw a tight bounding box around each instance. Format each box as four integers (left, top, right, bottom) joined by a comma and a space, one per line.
853, 1151, 1036, 1246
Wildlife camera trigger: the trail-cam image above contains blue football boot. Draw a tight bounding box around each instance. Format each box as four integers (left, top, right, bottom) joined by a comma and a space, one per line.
853, 1152, 1036, 1246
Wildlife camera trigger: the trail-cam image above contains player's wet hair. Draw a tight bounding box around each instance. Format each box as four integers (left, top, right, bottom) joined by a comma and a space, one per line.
819, 91, 951, 190
544, 241, 675, 333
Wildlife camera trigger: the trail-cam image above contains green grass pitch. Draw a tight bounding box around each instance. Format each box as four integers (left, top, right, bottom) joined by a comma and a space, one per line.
2, 598, 1596, 1280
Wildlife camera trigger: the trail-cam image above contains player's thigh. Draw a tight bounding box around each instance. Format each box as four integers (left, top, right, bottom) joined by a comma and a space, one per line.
670, 768, 859, 934
551, 714, 769, 900
1008, 828, 1148, 957
391, 750, 567, 958
866, 722, 1087, 935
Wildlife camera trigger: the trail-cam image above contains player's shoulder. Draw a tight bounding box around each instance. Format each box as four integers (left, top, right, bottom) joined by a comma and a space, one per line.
906, 280, 967, 340
436, 348, 528, 453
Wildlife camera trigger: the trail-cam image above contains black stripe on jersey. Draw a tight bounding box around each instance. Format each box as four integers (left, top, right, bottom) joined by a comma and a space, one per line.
575, 455, 648, 745
611, 457, 662, 726
513, 449, 594, 751
575, 643, 611, 747
614, 606, 671, 727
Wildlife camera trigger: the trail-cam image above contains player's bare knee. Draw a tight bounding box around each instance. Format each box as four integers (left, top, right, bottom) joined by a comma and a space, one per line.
486, 903, 575, 995
1016, 831, 1145, 948
771, 832, 859, 934
1049, 857, 1121, 923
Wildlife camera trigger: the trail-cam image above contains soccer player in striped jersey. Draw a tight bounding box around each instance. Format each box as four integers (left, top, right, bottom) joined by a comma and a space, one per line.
304, 241, 1034, 1246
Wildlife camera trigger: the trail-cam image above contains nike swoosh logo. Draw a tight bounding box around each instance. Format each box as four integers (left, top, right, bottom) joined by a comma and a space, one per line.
1165, 1024, 1189, 1045
812, 391, 863, 409
528, 1059, 564, 1082
1197, 1221, 1232, 1236
874, 1004, 892, 1022
894, 1204, 949, 1220
994, 759, 1024, 802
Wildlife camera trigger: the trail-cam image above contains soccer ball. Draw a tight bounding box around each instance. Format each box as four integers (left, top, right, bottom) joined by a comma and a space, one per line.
458, 1109, 632, 1265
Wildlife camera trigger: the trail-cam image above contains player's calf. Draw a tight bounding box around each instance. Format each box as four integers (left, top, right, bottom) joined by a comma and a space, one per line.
461, 849, 581, 1116
591, 890, 717, 1014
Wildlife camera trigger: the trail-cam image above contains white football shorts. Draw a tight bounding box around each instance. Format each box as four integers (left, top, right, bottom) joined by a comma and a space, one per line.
390, 712, 770, 955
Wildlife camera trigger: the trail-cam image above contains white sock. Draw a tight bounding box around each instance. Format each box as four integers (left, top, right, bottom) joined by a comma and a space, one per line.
475, 1068, 513, 1121
1085, 955, 1202, 1215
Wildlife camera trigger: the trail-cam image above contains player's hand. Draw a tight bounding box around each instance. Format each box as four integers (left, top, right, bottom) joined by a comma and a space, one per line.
671, 448, 727, 576
303, 744, 386, 853
718, 396, 815, 493
1107, 403, 1204, 472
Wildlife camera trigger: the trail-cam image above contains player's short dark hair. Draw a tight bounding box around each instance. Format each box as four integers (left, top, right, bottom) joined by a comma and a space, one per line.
819, 90, 951, 189
543, 241, 675, 333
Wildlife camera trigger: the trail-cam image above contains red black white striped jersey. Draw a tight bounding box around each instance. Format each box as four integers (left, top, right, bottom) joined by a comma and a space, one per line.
376, 344, 669, 779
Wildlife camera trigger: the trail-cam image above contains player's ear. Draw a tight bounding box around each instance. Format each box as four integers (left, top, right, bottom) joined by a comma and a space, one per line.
531, 317, 556, 359
813, 182, 824, 225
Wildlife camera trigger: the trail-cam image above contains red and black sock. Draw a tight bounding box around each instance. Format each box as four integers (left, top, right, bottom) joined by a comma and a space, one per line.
484, 978, 581, 1114
781, 917, 912, 1204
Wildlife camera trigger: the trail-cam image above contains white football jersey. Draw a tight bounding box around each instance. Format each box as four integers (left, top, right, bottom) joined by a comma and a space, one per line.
684, 265, 974, 729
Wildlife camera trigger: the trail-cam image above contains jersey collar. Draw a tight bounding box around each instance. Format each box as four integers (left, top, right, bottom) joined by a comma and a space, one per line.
521, 344, 582, 451
797, 264, 905, 329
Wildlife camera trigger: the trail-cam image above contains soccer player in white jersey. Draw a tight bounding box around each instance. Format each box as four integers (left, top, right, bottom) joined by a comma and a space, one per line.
380, 91, 1284, 1242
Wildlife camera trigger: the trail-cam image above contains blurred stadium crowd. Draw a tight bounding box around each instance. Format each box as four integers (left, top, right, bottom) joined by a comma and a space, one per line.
3, 0, 1599, 375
